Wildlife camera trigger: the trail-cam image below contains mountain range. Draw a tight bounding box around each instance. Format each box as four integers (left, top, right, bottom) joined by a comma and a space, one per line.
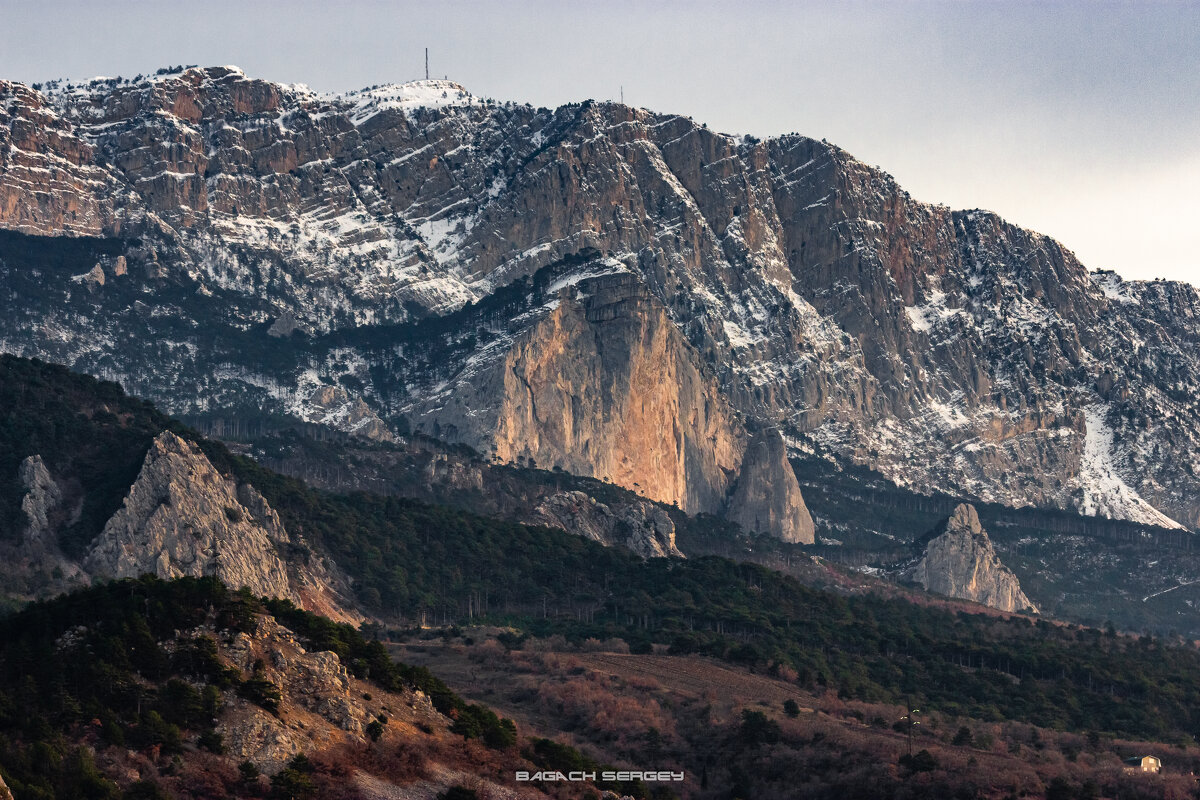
7, 60, 1200, 800
2, 65, 1197, 545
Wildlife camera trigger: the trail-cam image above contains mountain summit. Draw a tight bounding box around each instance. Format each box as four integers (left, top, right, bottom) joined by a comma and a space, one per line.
1, 66, 1198, 535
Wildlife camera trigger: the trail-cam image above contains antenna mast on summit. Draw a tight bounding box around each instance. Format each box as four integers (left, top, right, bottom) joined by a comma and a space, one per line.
425, 48, 429, 80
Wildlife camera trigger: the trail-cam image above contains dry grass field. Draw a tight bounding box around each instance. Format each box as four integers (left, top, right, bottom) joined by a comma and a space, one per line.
388, 633, 1200, 800
573, 652, 812, 711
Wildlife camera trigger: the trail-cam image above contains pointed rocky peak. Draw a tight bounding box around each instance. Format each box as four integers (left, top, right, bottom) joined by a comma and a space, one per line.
941, 503, 986, 538
907, 503, 1037, 614
19, 454, 62, 546
5, 453, 88, 595
726, 429, 815, 544
84, 431, 297, 600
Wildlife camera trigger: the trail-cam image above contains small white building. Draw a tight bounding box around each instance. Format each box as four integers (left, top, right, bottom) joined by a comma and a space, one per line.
1123, 755, 1161, 774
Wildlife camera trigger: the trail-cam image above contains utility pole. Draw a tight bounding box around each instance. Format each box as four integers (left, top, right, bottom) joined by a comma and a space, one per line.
425, 48, 429, 80
620, 85, 624, 105
899, 700, 921, 756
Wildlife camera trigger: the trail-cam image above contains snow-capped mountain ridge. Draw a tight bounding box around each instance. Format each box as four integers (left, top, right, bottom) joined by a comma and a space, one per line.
1, 66, 1198, 532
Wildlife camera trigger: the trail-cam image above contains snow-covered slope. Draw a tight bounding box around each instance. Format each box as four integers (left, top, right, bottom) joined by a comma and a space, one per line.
1079, 404, 1184, 529
330, 79, 477, 124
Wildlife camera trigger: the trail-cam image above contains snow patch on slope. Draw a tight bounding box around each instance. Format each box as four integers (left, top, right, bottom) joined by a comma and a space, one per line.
546, 258, 630, 296
1092, 270, 1136, 304
1079, 404, 1185, 529
905, 290, 966, 333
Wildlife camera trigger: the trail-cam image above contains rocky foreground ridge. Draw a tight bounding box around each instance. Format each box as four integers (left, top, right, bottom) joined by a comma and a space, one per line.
212, 614, 447, 777
0, 66, 1198, 536
905, 503, 1037, 614
0, 573, 553, 799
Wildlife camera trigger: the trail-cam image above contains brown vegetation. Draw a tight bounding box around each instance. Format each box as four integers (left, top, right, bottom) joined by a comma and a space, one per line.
393, 631, 1200, 800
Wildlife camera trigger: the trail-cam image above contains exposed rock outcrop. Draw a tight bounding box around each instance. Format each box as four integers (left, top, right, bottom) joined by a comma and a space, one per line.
300, 385, 393, 442
0, 769, 12, 800
906, 504, 1037, 613
75, 263, 105, 287
726, 430, 815, 544
185, 612, 448, 778
266, 310, 303, 338
19, 454, 62, 547
219, 616, 374, 773
528, 490, 681, 558
85, 431, 298, 600
219, 614, 451, 775
1, 454, 88, 598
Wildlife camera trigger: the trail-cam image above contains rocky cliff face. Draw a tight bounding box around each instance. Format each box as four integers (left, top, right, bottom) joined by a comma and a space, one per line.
0, 81, 128, 236
18, 454, 62, 547
85, 431, 297, 599
727, 430, 814, 544
78, 431, 357, 621
906, 504, 1037, 613
413, 271, 748, 516
1, 66, 1197, 536
299, 385, 393, 442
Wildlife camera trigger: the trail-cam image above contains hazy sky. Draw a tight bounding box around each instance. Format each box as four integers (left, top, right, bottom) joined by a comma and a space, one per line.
2, 0, 1197, 284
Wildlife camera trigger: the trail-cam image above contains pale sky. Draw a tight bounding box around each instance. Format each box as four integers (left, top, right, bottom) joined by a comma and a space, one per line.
2, 0, 1197, 284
